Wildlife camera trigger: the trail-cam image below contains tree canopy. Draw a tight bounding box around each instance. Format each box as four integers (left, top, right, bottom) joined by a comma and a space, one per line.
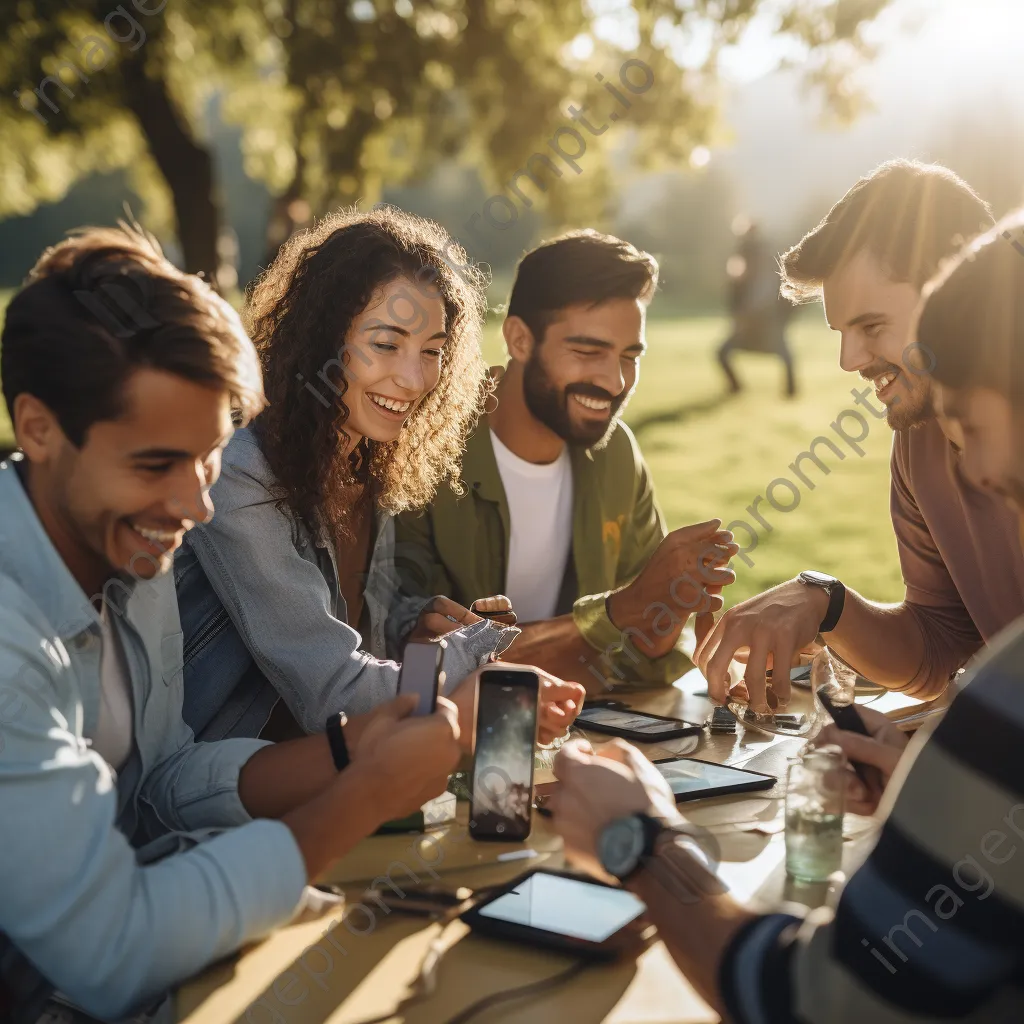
0, 0, 891, 283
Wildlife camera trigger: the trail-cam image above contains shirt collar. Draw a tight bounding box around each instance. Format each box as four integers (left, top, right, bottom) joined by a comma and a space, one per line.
0, 457, 118, 640
465, 416, 596, 502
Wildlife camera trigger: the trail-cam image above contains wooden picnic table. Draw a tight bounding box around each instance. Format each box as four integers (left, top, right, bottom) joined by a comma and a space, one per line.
175, 670, 939, 1024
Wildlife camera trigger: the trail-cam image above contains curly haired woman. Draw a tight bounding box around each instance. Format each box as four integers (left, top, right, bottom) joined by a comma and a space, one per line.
174, 206, 582, 747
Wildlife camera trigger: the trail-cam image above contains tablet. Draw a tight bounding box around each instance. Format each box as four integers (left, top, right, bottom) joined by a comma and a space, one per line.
461, 868, 648, 958
652, 756, 776, 802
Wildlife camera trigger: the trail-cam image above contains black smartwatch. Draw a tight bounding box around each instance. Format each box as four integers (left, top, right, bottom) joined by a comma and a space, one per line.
325, 711, 350, 771
798, 571, 846, 633
597, 812, 666, 881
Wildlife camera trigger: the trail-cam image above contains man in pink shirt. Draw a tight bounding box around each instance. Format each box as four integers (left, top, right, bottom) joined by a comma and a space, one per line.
697, 159, 1024, 711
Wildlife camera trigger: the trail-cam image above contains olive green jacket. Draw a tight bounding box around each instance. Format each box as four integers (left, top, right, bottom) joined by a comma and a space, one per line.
393, 418, 692, 687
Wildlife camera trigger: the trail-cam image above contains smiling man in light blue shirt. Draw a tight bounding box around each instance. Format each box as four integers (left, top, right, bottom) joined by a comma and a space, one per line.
0, 227, 465, 1022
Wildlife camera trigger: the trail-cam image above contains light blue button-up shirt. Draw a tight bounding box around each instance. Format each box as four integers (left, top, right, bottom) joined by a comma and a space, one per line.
0, 458, 307, 1020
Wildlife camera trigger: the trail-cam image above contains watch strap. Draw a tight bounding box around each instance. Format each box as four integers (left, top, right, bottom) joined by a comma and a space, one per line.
800, 572, 846, 633
325, 712, 350, 772
818, 581, 846, 633
637, 813, 665, 858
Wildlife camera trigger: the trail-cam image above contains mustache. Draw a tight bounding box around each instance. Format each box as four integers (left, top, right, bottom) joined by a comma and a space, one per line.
565, 383, 620, 404
859, 359, 902, 382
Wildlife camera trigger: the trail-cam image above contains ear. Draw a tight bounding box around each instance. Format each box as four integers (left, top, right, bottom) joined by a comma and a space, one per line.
13, 393, 65, 464
502, 316, 537, 365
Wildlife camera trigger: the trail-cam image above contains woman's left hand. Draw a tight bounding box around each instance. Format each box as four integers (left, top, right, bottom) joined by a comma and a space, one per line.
407, 596, 482, 641
470, 594, 518, 627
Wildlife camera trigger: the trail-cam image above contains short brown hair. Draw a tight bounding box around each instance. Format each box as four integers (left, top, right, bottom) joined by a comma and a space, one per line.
1, 224, 264, 446
780, 160, 993, 303
919, 209, 1024, 404
507, 229, 659, 343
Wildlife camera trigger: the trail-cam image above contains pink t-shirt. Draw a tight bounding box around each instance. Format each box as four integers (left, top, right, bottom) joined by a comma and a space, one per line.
891, 417, 1024, 693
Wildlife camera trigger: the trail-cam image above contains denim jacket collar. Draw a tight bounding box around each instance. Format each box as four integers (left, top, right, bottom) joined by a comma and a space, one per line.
0, 458, 109, 642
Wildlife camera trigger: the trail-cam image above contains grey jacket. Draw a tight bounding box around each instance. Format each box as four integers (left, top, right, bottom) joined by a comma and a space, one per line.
176, 428, 509, 740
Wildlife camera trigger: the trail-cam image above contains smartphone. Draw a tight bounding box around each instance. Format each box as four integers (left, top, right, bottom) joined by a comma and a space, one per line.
461, 868, 647, 958
398, 641, 444, 717
469, 666, 540, 841
651, 756, 776, 802
576, 704, 702, 742
816, 687, 883, 791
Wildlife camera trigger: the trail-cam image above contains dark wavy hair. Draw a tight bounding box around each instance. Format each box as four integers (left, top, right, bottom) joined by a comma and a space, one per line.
247, 205, 490, 536
507, 229, 659, 343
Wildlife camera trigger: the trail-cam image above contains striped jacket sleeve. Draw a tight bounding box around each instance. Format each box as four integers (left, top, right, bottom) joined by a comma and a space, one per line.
720, 621, 1024, 1023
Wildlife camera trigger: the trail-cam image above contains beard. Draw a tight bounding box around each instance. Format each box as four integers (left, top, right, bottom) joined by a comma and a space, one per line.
887, 386, 933, 431
522, 351, 626, 448
861, 359, 934, 431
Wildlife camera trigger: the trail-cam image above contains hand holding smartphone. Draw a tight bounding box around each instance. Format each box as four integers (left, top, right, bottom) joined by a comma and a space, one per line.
398, 641, 444, 717
469, 665, 540, 841
816, 686, 885, 793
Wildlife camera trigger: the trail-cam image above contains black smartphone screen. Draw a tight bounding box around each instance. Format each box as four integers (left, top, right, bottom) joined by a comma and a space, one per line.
652, 757, 776, 802
398, 642, 442, 717
577, 707, 694, 738
469, 669, 539, 841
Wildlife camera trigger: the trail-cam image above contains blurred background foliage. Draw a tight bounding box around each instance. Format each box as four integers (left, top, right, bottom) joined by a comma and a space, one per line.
0, 0, 890, 292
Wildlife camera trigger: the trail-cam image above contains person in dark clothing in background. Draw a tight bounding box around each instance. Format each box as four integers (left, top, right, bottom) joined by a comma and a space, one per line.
717, 219, 798, 397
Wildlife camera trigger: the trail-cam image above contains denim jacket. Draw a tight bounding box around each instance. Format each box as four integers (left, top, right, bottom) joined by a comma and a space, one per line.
0, 459, 306, 1021
176, 428, 508, 741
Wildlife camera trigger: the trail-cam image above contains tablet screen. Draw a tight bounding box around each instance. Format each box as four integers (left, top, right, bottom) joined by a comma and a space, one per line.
476, 873, 645, 942
655, 759, 771, 797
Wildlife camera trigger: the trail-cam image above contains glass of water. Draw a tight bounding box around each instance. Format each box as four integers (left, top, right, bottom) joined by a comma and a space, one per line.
785, 743, 847, 882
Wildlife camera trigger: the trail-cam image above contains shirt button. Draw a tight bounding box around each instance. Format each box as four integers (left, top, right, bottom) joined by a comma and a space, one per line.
73, 633, 96, 652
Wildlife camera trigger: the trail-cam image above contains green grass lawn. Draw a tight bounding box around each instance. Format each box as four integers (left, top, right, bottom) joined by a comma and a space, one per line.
0, 300, 904, 609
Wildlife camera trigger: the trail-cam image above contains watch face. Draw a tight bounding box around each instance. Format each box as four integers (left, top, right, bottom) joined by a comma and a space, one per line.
800, 571, 836, 587
598, 816, 646, 878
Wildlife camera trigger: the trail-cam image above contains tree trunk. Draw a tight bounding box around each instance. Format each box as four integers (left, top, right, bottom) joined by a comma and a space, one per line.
261, 153, 307, 272
120, 56, 222, 285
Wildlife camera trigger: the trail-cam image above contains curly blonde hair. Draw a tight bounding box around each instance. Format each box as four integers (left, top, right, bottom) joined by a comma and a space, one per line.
247, 205, 490, 533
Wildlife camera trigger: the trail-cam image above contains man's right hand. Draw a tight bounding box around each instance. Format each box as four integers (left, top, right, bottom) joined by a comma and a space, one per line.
695, 577, 830, 712
606, 520, 738, 658
816, 706, 908, 815
351, 696, 462, 823
282, 696, 462, 879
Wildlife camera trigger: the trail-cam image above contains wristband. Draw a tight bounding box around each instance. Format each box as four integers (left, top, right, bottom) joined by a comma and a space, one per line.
325, 711, 350, 772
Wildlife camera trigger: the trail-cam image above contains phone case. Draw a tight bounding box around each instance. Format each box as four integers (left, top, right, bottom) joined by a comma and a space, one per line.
469, 668, 540, 842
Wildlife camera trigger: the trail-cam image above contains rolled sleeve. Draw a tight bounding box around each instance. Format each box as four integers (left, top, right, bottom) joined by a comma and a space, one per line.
572, 591, 692, 687
141, 735, 273, 831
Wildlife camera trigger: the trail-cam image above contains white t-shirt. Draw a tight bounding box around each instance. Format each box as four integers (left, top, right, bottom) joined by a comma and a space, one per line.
89, 603, 136, 771
490, 429, 574, 623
